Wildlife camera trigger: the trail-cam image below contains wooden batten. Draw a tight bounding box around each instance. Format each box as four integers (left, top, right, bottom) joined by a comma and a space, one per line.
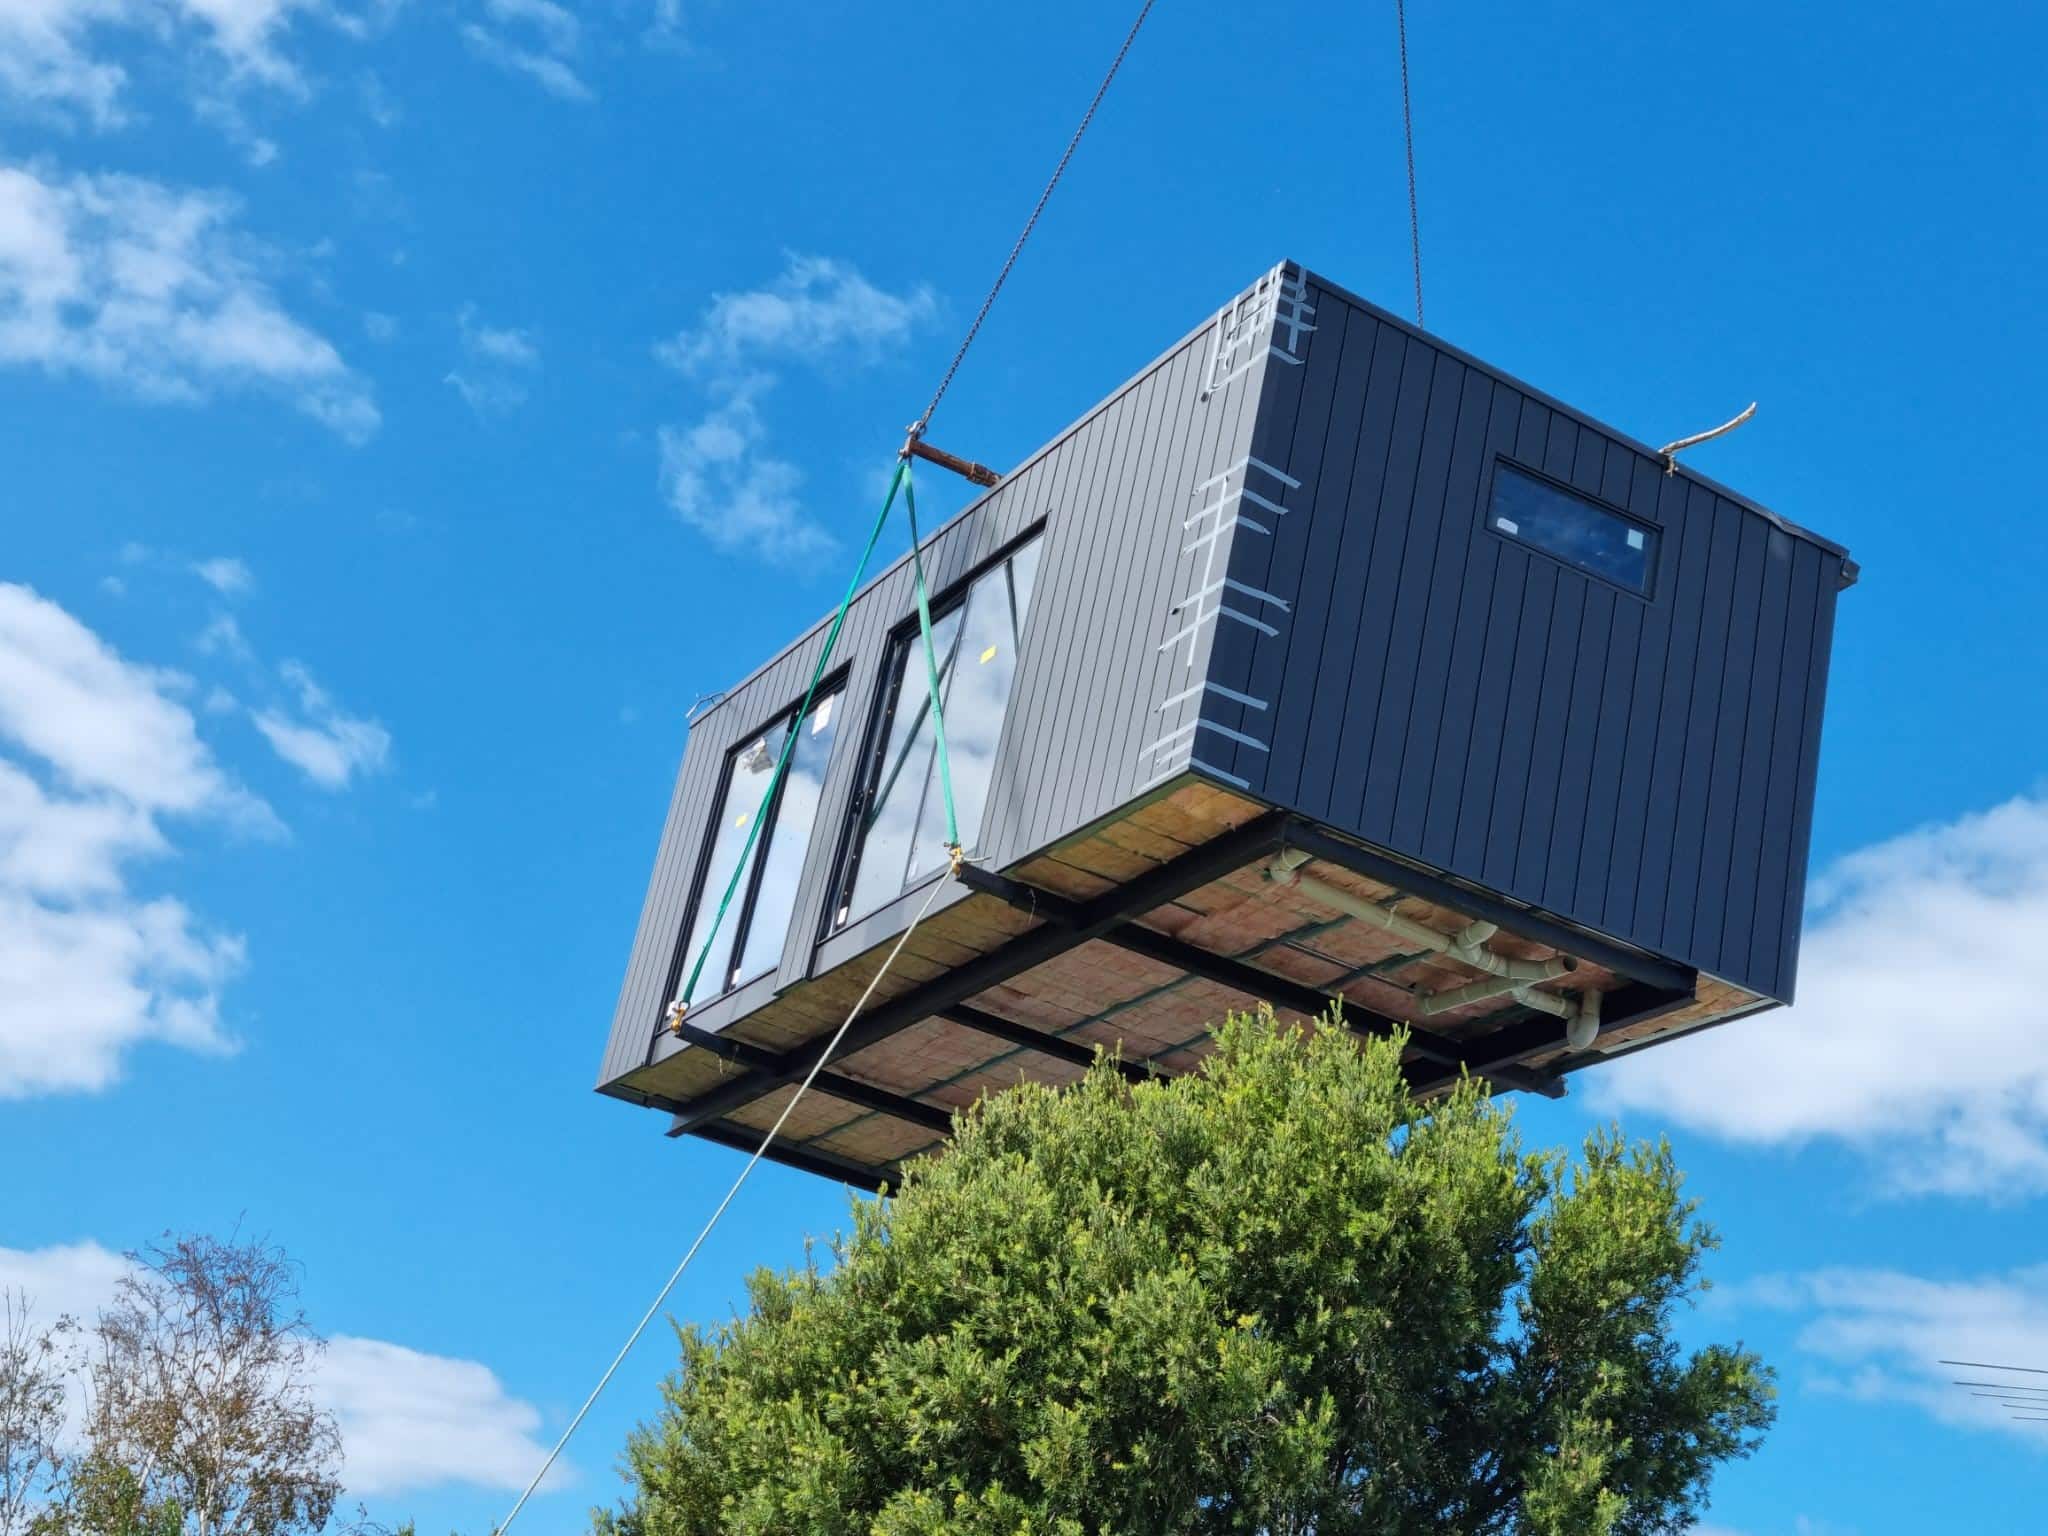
614, 780, 1767, 1189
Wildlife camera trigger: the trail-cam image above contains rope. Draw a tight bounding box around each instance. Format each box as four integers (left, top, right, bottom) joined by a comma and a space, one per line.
507, 13, 1167, 1523
909, 0, 1158, 441
1396, 0, 1423, 329
673, 459, 908, 1015
900, 462, 961, 854
496, 866, 958, 1536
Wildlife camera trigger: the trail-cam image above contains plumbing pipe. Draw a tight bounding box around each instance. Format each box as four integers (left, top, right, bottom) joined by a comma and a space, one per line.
1509, 985, 1572, 1021
1266, 851, 1573, 984
1565, 988, 1602, 1051
1507, 986, 1601, 1051
1420, 971, 1569, 1017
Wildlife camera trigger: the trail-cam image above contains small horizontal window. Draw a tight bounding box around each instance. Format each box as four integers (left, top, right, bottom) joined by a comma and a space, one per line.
1487, 462, 1656, 596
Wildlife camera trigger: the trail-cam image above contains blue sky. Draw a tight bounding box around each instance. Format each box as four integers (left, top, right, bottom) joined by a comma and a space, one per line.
2, 0, 2046, 1531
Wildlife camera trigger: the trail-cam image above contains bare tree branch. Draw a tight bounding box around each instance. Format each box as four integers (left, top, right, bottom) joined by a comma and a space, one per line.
0, 1290, 75, 1536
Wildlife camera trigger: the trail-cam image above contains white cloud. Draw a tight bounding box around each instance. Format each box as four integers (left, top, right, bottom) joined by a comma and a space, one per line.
1746, 1264, 2048, 1448
0, 1243, 561, 1497
0, 885, 241, 1095
0, 583, 264, 1098
191, 554, 253, 595
655, 255, 935, 563
658, 376, 833, 564
480, 0, 573, 53
0, 162, 378, 440
252, 659, 390, 789
0, 0, 318, 129
659, 254, 936, 375
645, 0, 681, 46
357, 68, 399, 127
0, 758, 164, 896
196, 611, 253, 661
465, 318, 535, 368
0, 1239, 128, 1319
1597, 792, 2048, 1198
462, 0, 589, 100
324, 1337, 560, 1495
445, 303, 539, 415
0, 582, 246, 816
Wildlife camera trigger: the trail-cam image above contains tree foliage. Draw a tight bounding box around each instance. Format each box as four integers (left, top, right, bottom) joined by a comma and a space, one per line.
600, 1009, 1773, 1536
0, 1293, 73, 1536
21, 1234, 342, 1536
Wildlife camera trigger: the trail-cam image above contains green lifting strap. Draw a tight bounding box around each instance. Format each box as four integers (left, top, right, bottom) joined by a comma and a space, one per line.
673, 457, 910, 1016
901, 461, 963, 858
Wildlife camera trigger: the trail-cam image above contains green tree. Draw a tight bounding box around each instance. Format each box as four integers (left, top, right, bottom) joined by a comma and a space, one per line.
29, 1457, 183, 1536
599, 1008, 1772, 1536
54, 1234, 341, 1536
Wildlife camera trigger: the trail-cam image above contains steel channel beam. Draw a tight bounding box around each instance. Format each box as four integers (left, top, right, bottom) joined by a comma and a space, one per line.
1278, 820, 1697, 996
666, 811, 1293, 1133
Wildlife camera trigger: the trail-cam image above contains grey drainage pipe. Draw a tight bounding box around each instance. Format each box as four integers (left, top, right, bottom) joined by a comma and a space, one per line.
1501, 986, 1604, 1051
1420, 973, 1563, 1016
1265, 850, 1602, 1051
1266, 850, 1573, 984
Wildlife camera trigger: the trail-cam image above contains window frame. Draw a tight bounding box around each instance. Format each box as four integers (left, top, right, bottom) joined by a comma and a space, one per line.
826, 528, 1044, 934
671, 673, 847, 1008
1481, 456, 1661, 600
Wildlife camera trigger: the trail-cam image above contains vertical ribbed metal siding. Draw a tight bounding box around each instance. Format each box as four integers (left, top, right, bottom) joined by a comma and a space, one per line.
600, 308, 1246, 1088
603, 261, 1851, 1091
598, 480, 1044, 1087
1209, 277, 1847, 1003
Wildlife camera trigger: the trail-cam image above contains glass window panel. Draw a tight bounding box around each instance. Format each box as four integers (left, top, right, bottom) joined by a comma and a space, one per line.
679, 717, 789, 998
1488, 464, 1656, 594
843, 605, 961, 922
906, 548, 1034, 884
841, 535, 1043, 925
733, 692, 839, 983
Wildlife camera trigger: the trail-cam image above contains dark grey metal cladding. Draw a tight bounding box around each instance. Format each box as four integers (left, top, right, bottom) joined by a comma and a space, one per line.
1201, 269, 1849, 1004
602, 257, 1854, 1101
599, 295, 1261, 1091
601, 494, 1036, 1086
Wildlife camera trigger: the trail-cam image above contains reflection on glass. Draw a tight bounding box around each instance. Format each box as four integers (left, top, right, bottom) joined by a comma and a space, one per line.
734, 694, 838, 982
678, 690, 840, 1001
1489, 464, 1656, 594
843, 536, 1042, 924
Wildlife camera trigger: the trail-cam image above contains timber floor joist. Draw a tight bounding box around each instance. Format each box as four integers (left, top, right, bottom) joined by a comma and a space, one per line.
614, 780, 1763, 1190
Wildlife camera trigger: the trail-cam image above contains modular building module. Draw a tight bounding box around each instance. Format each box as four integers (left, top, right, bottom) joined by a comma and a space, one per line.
596, 262, 1856, 1189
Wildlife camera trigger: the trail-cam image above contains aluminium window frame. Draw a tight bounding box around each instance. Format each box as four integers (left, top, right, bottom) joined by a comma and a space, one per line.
668, 670, 848, 1011
1479, 455, 1662, 601
824, 525, 1046, 937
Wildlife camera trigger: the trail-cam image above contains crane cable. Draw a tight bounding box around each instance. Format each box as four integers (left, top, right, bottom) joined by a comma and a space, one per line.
910, 0, 1158, 442
496, 867, 956, 1536
497, 9, 1161, 1531
1396, 0, 1423, 328
669, 459, 909, 1015
674, 0, 1158, 1017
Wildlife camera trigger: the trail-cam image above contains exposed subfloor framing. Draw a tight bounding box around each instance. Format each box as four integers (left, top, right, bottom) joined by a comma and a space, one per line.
610, 782, 1766, 1191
